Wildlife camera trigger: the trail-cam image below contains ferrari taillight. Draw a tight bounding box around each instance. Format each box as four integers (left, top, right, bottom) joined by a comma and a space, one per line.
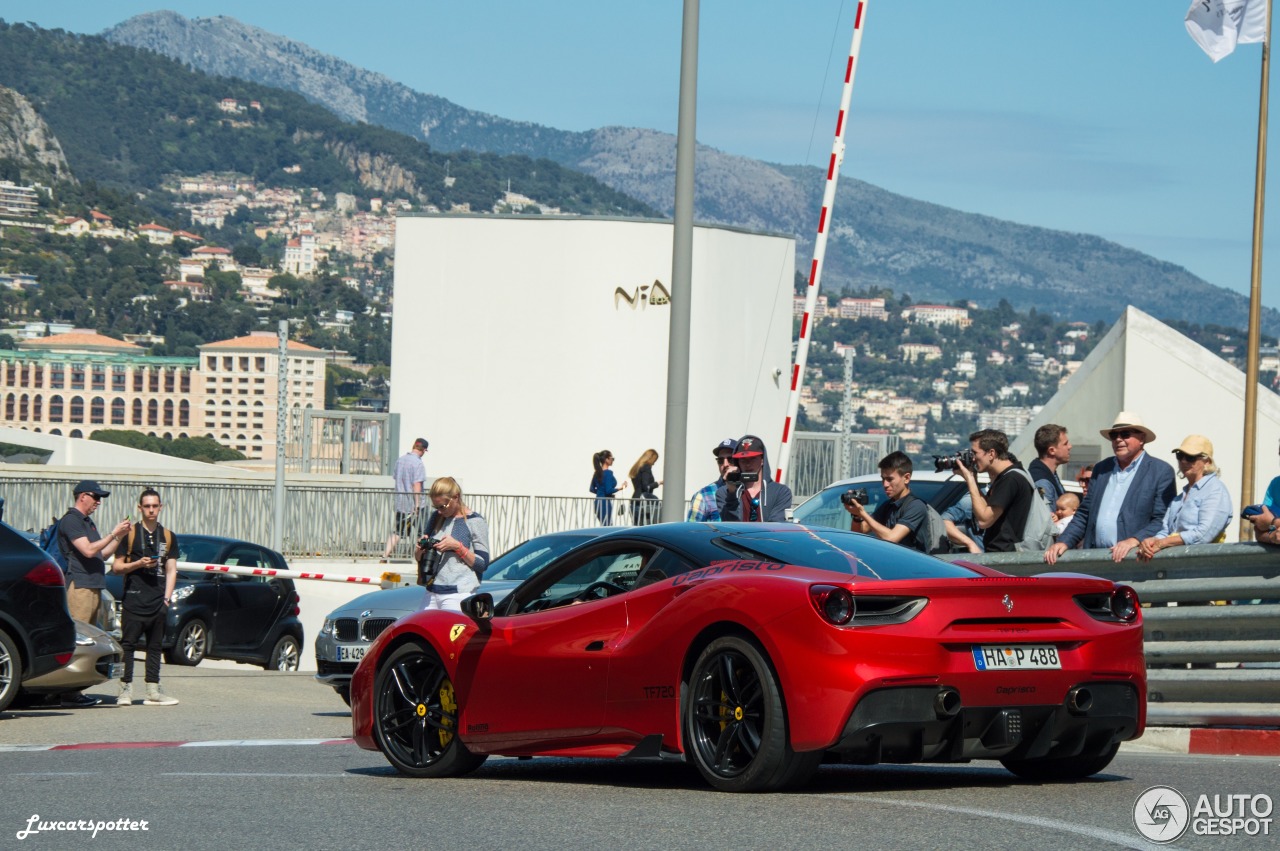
1110, 586, 1139, 622
24, 560, 65, 587
810, 585, 855, 625
1075, 585, 1140, 623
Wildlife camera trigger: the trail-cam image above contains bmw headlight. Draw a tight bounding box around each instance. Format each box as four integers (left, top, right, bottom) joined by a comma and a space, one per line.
171, 585, 195, 603
320, 618, 334, 636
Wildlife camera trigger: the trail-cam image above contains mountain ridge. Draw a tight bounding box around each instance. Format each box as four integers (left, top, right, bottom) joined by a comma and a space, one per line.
96, 11, 1280, 336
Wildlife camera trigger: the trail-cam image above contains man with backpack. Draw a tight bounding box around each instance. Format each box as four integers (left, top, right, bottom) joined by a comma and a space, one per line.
111, 488, 179, 706
955, 429, 1039, 553
844, 451, 943, 554
57, 480, 131, 708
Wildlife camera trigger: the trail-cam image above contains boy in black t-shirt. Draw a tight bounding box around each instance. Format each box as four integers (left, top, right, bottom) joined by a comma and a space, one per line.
111, 488, 180, 706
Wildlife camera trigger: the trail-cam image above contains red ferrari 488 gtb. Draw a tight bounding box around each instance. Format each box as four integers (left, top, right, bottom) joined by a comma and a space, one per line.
351, 523, 1145, 792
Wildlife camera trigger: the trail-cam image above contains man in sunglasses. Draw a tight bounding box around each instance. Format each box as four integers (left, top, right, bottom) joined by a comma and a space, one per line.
687, 438, 737, 522
1044, 412, 1175, 565
57, 480, 131, 708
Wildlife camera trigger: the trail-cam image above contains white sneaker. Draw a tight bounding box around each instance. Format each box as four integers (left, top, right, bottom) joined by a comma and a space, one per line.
117, 682, 132, 706
143, 684, 178, 706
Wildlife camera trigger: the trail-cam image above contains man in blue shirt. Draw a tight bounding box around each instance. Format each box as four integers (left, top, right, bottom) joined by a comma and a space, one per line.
382, 437, 427, 561
687, 438, 736, 522
1045, 412, 1175, 564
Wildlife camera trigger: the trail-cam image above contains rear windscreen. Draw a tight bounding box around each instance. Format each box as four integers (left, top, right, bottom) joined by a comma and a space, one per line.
716, 528, 978, 581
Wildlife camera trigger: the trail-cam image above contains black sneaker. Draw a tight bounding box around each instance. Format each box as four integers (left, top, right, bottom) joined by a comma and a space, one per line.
59, 694, 101, 708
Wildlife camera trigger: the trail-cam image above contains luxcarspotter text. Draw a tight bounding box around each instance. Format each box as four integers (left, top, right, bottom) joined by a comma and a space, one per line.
16, 815, 149, 840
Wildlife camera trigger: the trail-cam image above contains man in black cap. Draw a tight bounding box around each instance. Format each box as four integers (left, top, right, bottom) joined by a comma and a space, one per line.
687, 438, 737, 522
57, 480, 131, 708
716, 434, 794, 522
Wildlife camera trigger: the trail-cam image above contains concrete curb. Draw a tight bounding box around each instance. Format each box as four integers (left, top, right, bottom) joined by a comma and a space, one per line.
1123, 726, 1280, 757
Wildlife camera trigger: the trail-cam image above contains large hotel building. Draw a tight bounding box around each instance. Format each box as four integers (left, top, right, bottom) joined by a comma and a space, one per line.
0, 331, 326, 460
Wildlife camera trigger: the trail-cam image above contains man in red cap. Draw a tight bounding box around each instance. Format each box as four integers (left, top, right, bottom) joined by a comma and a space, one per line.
715, 434, 793, 522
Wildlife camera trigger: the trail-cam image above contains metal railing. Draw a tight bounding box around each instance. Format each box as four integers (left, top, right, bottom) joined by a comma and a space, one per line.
0, 473, 676, 559
941, 543, 1280, 727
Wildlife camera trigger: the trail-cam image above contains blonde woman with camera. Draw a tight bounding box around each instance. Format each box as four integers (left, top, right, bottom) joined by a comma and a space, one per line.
414, 477, 490, 611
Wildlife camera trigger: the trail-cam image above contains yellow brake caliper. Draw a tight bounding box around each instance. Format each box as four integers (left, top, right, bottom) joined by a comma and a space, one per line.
437, 680, 457, 748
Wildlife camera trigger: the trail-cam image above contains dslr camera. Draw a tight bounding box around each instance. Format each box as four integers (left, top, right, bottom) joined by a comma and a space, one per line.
840, 487, 870, 507
933, 448, 978, 474
416, 535, 444, 586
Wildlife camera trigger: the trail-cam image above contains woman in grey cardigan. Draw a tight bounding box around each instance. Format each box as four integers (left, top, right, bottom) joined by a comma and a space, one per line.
414, 477, 490, 612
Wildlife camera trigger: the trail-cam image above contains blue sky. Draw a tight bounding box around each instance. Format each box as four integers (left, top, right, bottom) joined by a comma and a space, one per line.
3, 1, 1278, 309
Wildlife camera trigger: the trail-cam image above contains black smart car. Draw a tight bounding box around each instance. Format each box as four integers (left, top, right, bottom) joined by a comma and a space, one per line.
105, 534, 303, 671
0, 521, 76, 712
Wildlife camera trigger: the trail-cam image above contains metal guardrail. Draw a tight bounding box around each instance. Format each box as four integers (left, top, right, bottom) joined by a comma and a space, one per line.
941, 542, 1280, 727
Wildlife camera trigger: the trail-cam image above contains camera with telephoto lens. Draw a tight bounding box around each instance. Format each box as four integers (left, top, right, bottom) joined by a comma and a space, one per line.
417, 535, 444, 586
933, 448, 978, 474
840, 487, 870, 507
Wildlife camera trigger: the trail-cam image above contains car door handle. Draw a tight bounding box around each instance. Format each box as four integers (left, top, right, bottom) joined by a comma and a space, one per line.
585, 640, 606, 652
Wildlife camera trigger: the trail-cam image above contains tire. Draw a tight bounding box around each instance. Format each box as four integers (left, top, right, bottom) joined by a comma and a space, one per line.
372, 642, 486, 778
166, 619, 208, 666
0, 628, 22, 713
1001, 741, 1121, 781
265, 635, 301, 671
683, 636, 821, 792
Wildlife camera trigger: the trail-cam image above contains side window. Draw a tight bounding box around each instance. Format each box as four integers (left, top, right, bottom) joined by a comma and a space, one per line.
515, 545, 654, 614
634, 550, 698, 587
223, 546, 260, 569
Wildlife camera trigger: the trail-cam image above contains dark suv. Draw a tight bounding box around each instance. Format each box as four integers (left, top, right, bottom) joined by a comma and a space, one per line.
0, 521, 76, 712
105, 534, 303, 671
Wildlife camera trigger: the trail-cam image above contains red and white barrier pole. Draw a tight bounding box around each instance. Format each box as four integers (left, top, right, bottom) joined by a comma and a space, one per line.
176, 561, 383, 585
776, 1, 868, 484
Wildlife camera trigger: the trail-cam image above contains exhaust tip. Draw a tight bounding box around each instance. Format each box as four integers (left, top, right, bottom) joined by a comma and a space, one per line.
1067, 686, 1093, 715
934, 688, 961, 719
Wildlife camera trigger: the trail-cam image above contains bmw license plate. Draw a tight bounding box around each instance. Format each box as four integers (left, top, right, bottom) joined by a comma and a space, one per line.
337, 645, 366, 663
972, 645, 1060, 670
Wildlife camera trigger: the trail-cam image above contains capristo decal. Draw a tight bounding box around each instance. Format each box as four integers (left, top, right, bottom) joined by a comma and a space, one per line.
672, 560, 787, 586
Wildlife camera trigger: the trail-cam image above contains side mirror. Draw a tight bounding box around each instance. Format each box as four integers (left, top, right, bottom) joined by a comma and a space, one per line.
460, 592, 494, 622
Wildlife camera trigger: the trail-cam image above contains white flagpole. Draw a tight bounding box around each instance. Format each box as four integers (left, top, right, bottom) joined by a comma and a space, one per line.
775, 1, 868, 485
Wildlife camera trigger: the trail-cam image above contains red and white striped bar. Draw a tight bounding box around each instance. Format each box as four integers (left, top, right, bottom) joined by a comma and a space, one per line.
175, 561, 382, 585
776, 0, 869, 484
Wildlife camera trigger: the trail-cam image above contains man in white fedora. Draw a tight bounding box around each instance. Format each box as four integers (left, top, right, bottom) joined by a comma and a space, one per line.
1044, 411, 1176, 564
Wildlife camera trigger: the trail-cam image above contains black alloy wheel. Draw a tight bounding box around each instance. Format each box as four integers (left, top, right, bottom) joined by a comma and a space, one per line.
684, 635, 820, 792
372, 643, 486, 778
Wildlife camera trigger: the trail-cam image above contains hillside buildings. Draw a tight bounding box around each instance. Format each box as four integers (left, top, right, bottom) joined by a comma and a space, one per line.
0, 331, 326, 460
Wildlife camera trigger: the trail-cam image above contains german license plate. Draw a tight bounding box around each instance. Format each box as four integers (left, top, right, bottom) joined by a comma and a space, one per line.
972, 645, 1060, 670
337, 645, 366, 663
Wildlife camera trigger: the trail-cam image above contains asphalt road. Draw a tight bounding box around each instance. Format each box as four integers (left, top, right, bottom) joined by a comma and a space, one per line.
1, 668, 1276, 850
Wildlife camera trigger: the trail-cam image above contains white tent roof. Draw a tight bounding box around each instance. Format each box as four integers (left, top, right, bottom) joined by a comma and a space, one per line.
1010, 306, 1280, 516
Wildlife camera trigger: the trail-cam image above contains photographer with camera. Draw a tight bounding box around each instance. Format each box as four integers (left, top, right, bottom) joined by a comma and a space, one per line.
844, 451, 931, 552
954, 429, 1034, 553
414, 477, 490, 612
715, 435, 792, 522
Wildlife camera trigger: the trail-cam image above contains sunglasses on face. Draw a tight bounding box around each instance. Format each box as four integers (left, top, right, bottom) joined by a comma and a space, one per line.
716, 455, 734, 465
1175, 451, 1203, 463
1109, 430, 1136, 441
433, 497, 452, 510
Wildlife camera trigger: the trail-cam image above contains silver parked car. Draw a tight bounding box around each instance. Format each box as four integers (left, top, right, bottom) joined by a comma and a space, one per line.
16, 622, 123, 707
315, 529, 607, 704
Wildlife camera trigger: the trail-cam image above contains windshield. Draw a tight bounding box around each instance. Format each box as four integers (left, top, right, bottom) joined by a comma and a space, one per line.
717, 528, 978, 580
793, 479, 965, 531
178, 538, 225, 565
485, 534, 596, 582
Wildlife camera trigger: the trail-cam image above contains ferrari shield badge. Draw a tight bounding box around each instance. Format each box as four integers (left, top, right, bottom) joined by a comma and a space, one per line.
450, 624, 467, 643
1002, 594, 1014, 613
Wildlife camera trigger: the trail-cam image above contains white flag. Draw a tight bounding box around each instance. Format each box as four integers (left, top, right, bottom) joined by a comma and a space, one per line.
1186, 0, 1268, 62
